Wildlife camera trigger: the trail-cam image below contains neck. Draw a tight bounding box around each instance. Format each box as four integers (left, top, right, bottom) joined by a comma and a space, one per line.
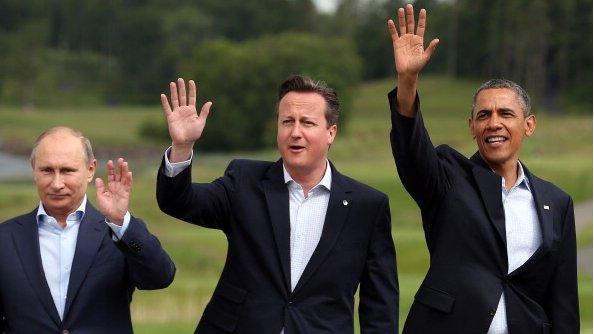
286, 161, 327, 196
488, 159, 519, 191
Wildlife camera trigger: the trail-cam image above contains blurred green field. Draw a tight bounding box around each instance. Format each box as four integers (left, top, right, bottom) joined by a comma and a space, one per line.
0, 75, 591, 333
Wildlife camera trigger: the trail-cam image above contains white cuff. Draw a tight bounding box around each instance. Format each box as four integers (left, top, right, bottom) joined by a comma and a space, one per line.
164, 146, 193, 177
106, 211, 131, 241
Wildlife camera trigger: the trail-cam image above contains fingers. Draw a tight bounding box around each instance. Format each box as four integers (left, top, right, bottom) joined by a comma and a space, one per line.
406, 4, 415, 34
188, 80, 197, 106
170, 82, 179, 109
424, 38, 440, 59
107, 160, 115, 182
397, 8, 406, 36
119, 158, 133, 188
387, 20, 398, 40
199, 101, 213, 121
417, 8, 427, 38
178, 78, 187, 106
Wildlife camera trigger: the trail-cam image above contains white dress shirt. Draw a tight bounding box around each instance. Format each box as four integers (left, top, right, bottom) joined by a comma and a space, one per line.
488, 162, 542, 334
36, 195, 130, 319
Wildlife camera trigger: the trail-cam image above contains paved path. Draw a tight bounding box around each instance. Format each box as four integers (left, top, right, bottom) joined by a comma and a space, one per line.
575, 201, 592, 275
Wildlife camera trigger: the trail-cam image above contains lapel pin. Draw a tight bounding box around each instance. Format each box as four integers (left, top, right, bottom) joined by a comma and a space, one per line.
342, 200, 348, 206
543, 205, 550, 210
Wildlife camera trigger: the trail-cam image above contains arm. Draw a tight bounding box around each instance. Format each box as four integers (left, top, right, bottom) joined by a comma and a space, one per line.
358, 196, 398, 333
387, 4, 448, 212
546, 196, 579, 333
95, 158, 176, 289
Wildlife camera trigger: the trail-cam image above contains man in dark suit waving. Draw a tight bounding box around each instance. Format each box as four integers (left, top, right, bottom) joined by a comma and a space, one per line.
156, 75, 398, 333
387, 4, 579, 333
0, 126, 175, 333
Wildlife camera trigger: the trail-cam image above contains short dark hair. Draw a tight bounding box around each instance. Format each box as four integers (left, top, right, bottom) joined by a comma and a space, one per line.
30, 126, 95, 167
471, 79, 532, 117
277, 74, 340, 127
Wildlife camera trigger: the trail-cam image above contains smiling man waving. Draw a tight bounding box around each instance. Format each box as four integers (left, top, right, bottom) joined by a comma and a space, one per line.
387, 4, 579, 333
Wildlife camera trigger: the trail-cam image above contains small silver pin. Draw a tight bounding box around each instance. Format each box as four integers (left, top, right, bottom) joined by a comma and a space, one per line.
343, 200, 348, 206
543, 205, 550, 210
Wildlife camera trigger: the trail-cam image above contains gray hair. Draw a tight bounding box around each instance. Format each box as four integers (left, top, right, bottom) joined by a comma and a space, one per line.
30, 126, 95, 167
471, 79, 532, 117
277, 74, 340, 127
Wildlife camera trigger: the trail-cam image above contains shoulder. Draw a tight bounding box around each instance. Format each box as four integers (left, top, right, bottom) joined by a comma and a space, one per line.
0, 210, 36, 233
335, 172, 387, 203
528, 172, 572, 204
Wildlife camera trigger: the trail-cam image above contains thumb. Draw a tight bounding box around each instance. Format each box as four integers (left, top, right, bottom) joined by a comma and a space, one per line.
95, 178, 105, 195
424, 38, 440, 60
199, 101, 213, 121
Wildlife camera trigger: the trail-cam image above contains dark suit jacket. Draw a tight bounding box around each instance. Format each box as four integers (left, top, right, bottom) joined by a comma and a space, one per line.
0, 202, 176, 334
156, 158, 398, 333
388, 90, 579, 333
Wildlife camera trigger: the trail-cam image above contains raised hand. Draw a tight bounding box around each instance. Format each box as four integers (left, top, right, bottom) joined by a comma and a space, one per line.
95, 158, 132, 225
160, 78, 212, 162
388, 4, 439, 78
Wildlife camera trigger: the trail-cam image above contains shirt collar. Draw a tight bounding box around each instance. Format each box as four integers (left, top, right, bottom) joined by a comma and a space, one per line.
36, 195, 87, 226
283, 160, 332, 192
500, 161, 531, 192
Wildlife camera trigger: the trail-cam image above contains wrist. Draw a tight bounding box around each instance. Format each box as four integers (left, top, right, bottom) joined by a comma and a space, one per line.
170, 143, 194, 163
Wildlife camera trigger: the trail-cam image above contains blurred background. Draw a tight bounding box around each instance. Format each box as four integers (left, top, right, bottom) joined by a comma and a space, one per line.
0, 0, 591, 332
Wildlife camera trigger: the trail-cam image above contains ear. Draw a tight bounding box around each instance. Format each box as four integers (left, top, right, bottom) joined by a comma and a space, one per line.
468, 117, 476, 139
327, 124, 337, 145
524, 114, 536, 137
87, 159, 97, 183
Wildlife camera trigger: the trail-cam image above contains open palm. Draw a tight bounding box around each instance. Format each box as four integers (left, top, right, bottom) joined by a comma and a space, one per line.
96, 158, 132, 225
388, 5, 439, 77
160, 78, 212, 146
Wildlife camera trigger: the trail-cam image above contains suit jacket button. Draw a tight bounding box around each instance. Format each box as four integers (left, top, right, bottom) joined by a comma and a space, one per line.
62, 330, 69, 334
489, 309, 496, 316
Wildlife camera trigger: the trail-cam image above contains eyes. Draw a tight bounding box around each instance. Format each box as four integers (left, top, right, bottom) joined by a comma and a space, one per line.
475, 109, 516, 120
280, 119, 317, 127
39, 167, 77, 175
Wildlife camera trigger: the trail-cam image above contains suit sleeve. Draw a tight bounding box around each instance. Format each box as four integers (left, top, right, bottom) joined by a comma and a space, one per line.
113, 216, 176, 290
389, 88, 450, 217
546, 196, 579, 333
156, 157, 237, 231
358, 195, 399, 333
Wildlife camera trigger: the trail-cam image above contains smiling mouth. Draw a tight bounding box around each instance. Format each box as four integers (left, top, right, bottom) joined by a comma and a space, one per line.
485, 136, 507, 144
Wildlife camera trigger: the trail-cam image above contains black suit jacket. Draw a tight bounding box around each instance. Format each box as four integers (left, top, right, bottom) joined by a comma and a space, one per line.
0, 202, 176, 334
388, 90, 579, 333
157, 158, 398, 333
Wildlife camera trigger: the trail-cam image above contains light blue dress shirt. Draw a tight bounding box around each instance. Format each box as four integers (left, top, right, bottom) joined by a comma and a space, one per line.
36, 195, 130, 319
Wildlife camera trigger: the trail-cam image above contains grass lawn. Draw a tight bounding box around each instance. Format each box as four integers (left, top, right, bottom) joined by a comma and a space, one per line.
0, 75, 591, 332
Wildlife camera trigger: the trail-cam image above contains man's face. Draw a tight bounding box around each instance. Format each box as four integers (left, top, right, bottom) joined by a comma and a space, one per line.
277, 91, 337, 174
32, 132, 96, 219
469, 88, 536, 169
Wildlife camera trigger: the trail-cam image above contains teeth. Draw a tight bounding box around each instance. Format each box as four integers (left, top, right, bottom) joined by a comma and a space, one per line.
487, 136, 506, 143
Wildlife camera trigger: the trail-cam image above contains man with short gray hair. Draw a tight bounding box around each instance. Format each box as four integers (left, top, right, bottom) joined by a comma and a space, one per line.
0, 126, 175, 333
387, 4, 578, 333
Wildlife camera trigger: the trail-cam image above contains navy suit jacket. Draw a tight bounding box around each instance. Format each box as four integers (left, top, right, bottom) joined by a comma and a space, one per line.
389, 90, 579, 333
0, 202, 175, 334
156, 158, 398, 333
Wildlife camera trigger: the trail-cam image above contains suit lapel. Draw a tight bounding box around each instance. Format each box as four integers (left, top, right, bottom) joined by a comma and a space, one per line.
509, 165, 554, 275
262, 159, 292, 295
63, 203, 106, 318
291, 163, 352, 297
470, 153, 507, 246
12, 209, 62, 327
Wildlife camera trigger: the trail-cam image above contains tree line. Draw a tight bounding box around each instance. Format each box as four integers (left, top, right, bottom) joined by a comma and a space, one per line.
0, 0, 590, 149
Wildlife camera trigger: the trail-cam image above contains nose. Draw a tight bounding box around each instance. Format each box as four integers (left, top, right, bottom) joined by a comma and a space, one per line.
486, 113, 503, 130
51, 173, 65, 190
290, 123, 302, 138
